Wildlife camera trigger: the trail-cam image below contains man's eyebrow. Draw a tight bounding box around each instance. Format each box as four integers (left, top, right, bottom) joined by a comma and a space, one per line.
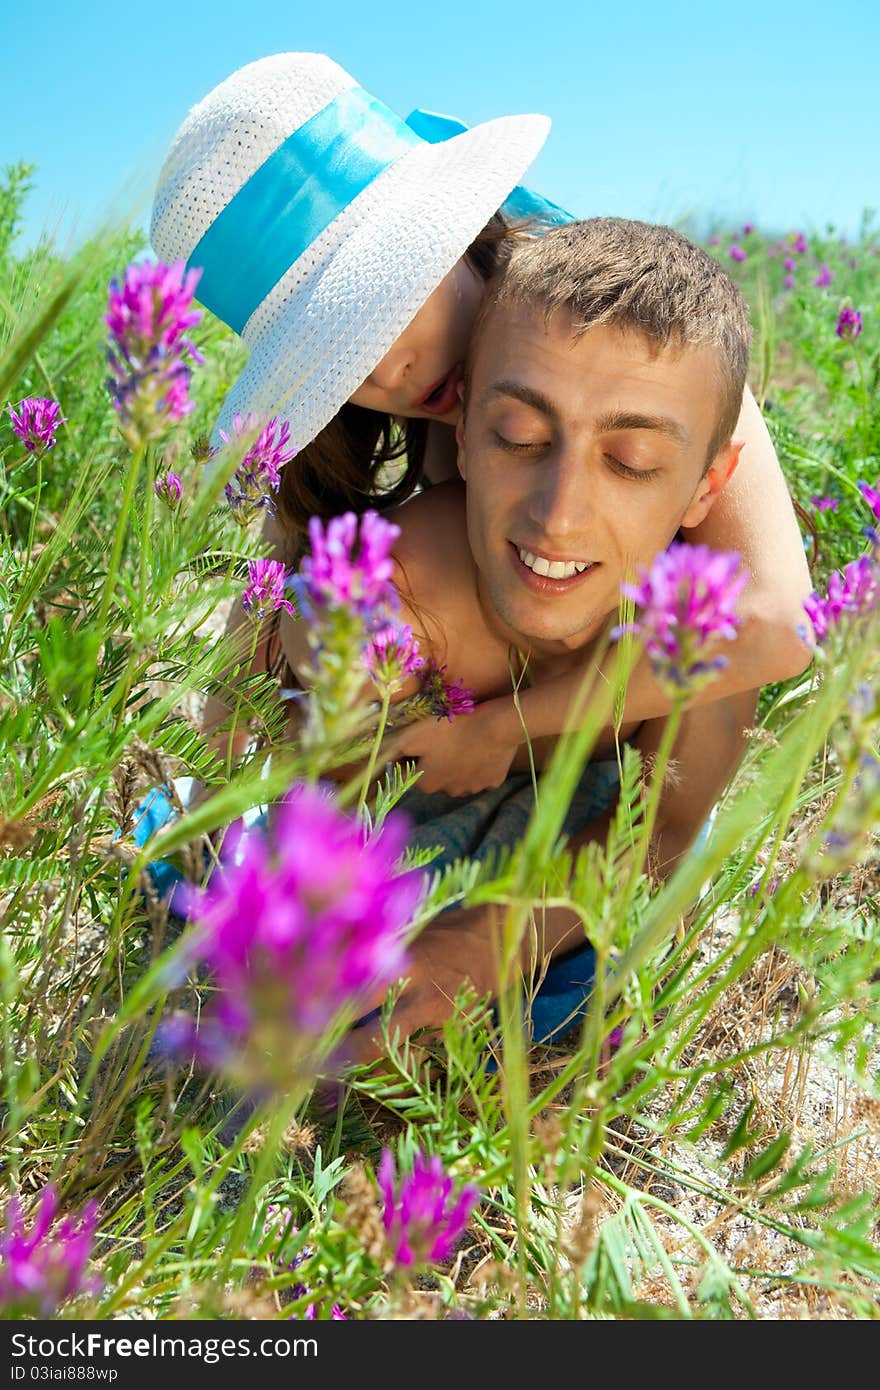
481, 388, 690, 447
484, 380, 558, 419
595, 409, 691, 447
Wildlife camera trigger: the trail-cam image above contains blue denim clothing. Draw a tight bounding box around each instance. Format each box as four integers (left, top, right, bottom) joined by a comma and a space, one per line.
356, 761, 622, 1045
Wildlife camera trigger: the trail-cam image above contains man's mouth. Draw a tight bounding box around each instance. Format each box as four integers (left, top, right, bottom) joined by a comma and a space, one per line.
416, 367, 462, 415
517, 548, 592, 580
509, 542, 598, 590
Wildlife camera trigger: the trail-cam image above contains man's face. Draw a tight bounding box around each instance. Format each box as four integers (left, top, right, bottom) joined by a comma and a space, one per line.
457, 306, 738, 656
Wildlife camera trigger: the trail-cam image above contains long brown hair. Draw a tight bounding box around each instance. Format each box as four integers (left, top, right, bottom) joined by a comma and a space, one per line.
275, 406, 428, 566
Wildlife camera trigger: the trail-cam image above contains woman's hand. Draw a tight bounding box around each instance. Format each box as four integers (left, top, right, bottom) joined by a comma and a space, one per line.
387, 704, 518, 797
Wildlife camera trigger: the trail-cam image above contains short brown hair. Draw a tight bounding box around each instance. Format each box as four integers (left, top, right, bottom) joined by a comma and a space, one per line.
465, 217, 751, 464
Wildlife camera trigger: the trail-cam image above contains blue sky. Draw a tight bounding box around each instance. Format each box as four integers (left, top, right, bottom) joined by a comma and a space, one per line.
4, 0, 878, 251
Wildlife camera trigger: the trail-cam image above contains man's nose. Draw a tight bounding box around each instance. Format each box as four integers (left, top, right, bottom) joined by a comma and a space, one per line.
527, 450, 588, 539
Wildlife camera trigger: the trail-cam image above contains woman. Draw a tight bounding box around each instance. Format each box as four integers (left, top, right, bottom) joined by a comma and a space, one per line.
150, 50, 810, 788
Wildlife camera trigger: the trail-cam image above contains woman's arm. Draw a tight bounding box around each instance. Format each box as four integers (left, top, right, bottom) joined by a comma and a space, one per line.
683, 385, 812, 683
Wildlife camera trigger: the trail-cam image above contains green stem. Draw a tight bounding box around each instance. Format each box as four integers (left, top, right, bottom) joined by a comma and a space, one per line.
616, 697, 685, 926
215, 1096, 305, 1285
357, 689, 391, 818
23, 452, 42, 569
112, 447, 156, 735
495, 898, 539, 1319
139, 444, 155, 613
96, 443, 145, 636
544, 934, 610, 1319
757, 688, 831, 891
226, 618, 261, 779
854, 352, 872, 462
547, 699, 684, 1221
0, 930, 21, 1185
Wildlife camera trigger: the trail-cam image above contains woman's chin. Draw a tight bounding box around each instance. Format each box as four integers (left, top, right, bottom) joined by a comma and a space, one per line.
431, 402, 462, 427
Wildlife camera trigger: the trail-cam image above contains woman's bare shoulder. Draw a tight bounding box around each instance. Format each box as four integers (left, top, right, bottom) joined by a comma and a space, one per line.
387, 481, 472, 588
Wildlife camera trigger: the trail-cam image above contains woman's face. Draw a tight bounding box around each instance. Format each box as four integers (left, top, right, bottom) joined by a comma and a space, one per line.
348, 258, 484, 423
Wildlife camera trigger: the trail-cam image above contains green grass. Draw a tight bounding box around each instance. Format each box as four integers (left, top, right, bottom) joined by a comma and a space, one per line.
1, 168, 879, 1321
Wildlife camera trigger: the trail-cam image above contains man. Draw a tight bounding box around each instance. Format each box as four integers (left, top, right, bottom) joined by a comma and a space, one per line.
286, 219, 768, 1057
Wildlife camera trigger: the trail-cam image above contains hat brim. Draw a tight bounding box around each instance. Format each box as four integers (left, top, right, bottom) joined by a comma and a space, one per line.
207, 112, 550, 465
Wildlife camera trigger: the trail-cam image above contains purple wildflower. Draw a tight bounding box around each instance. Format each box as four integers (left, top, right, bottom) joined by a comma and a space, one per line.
832, 557, 879, 613
154, 471, 183, 508
613, 543, 748, 697
420, 661, 477, 721
105, 259, 203, 447
836, 306, 863, 340
708, 235, 720, 247
220, 413, 294, 525
605, 1024, 625, 1052
810, 495, 839, 513
363, 622, 424, 697
295, 511, 400, 620
728, 245, 747, 263
377, 1149, 480, 1269
801, 554, 880, 645
0, 1185, 100, 1317
303, 1303, 347, 1320
260, 1205, 347, 1320
858, 480, 880, 521
261, 1204, 307, 1274
241, 558, 295, 622
742, 223, 755, 236
166, 784, 421, 1088
819, 753, 880, 872
792, 232, 808, 254
849, 683, 879, 724
783, 256, 797, 272
783, 275, 796, 290
8, 397, 66, 455
813, 263, 832, 288
291, 511, 407, 749
748, 876, 779, 901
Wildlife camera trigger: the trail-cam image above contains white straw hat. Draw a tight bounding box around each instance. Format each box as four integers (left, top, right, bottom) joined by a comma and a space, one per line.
150, 53, 550, 464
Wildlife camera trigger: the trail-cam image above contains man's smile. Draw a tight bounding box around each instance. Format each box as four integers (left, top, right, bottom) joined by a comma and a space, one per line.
508, 541, 599, 592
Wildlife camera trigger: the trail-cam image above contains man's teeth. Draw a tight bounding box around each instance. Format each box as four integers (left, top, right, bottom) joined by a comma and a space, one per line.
518, 549, 591, 579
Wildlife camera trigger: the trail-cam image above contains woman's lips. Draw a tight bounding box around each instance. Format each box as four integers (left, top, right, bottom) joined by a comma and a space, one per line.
416, 367, 462, 416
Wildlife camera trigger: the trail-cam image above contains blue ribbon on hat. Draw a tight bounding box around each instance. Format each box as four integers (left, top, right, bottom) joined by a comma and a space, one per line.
188, 86, 421, 334
405, 107, 573, 227
187, 89, 571, 337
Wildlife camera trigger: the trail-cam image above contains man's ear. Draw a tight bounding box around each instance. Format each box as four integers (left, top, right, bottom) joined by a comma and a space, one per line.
680, 439, 744, 530
455, 408, 467, 480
